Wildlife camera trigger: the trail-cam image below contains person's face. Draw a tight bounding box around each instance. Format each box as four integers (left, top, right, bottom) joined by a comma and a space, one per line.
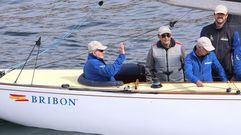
159, 33, 171, 47
196, 45, 209, 57
214, 13, 228, 26
94, 49, 105, 59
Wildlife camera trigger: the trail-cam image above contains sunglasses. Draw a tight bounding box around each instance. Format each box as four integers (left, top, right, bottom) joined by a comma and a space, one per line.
161, 33, 171, 38
97, 49, 105, 52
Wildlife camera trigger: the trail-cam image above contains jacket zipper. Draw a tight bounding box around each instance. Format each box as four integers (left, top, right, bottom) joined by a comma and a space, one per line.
166, 49, 170, 81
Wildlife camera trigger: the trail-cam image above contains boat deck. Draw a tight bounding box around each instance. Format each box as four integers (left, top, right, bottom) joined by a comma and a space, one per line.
0, 69, 82, 87
0, 69, 241, 94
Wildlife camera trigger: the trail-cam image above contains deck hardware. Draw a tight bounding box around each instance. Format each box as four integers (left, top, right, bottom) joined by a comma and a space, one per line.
226, 88, 231, 93
61, 84, 70, 88
236, 90, 241, 95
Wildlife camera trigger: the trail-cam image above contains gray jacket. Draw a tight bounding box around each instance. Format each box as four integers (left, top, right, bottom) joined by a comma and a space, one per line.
145, 39, 185, 82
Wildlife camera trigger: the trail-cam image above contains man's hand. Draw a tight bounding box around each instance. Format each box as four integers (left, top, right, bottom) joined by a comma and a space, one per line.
119, 42, 125, 54
196, 80, 204, 87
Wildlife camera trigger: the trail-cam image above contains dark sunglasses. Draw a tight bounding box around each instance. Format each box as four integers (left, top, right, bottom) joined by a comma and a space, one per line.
97, 49, 105, 52
161, 33, 171, 38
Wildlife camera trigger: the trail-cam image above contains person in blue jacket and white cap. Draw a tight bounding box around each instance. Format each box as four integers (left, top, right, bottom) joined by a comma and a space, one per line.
83, 41, 126, 82
232, 31, 241, 81
185, 37, 228, 87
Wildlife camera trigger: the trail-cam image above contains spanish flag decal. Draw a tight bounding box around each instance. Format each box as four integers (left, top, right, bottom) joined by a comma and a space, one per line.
9, 94, 29, 102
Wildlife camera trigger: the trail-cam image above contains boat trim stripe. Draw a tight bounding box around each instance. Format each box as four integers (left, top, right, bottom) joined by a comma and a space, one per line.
1, 87, 241, 101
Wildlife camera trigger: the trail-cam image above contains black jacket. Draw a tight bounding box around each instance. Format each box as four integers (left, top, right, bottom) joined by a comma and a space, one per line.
200, 22, 234, 80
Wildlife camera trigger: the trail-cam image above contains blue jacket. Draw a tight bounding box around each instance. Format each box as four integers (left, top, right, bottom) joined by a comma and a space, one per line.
233, 31, 241, 81
185, 47, 228, 83
83, 54, 126, 81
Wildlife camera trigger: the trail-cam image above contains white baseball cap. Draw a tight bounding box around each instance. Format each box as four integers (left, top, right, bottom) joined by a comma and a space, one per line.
197, 37, 215, 51
88, 41, 107, 52
214, 4, 228, 14
158, 26, 172, 35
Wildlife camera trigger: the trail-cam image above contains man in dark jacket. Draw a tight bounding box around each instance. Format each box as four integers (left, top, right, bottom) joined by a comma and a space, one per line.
83, 41, 126, 81
200, 4, 234, 80
185, 37, 227, 87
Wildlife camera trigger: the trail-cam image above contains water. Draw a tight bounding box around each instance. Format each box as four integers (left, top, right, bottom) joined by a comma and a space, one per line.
0, 0, 211, 134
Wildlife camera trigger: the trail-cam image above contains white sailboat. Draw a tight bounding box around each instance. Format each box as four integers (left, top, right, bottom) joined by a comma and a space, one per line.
1, 0, 241, 135
0, 68, 241, 135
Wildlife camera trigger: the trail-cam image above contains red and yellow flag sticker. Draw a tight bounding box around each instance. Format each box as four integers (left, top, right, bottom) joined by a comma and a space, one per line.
9, 94, 29, 102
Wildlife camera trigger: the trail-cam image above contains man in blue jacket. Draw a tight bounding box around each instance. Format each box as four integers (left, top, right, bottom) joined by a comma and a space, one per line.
233, 32, 241, 81
83, 41, 126, 81
185, 37, 228, 87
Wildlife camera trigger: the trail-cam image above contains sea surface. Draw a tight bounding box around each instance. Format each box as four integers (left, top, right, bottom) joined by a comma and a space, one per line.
0, 0, 211, 134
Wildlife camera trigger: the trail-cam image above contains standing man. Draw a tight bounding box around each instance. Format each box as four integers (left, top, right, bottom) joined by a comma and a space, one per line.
200, 4, 234, 80
145, 26, 185, 82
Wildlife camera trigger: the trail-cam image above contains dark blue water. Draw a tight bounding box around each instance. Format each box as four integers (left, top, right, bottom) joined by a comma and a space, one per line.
0, 0, 211, 134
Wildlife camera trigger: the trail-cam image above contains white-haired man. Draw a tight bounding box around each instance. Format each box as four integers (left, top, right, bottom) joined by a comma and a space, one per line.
83, 41, 125, 81
185, 37, 228, 87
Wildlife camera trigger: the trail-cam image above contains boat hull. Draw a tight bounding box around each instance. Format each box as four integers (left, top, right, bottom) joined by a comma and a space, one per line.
1, 83, 241, 135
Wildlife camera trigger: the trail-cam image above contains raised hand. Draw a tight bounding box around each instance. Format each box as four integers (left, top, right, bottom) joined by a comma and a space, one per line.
118, 42, 125, 54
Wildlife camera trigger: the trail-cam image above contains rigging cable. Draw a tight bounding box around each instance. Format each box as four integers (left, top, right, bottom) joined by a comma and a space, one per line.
0, 3, 197, 72
0, 1, 104, 78
116, 9, 193, 44
31, 37, 41, 85
14, 37, 41, 83
19, 7, 195, 69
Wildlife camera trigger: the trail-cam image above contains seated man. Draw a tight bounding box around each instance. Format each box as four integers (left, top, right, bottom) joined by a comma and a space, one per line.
185, 37, 228, 87
83, 41, 126, 82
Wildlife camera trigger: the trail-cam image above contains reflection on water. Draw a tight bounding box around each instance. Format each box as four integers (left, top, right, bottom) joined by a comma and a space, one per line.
0, 0, 211, 68
0, 119, 97, 135
0, 0, 211, 134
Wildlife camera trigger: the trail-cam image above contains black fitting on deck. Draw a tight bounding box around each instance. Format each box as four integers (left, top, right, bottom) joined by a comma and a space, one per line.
226, 88, 231, 93
0, 71, 5, 78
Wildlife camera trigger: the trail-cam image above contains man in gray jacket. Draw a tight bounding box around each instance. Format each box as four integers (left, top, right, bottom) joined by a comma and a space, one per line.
145, 26, 185, 82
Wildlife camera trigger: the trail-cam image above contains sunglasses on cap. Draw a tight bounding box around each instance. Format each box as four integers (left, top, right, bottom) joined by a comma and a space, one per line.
161, 33, 171, 38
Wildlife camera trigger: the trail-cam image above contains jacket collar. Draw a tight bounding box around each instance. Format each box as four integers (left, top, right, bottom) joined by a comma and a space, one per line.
88, 54, 105, 63
212, 22, 228, 30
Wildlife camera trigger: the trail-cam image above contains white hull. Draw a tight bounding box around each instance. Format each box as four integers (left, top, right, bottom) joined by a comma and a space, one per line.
1, 69, 241, 135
